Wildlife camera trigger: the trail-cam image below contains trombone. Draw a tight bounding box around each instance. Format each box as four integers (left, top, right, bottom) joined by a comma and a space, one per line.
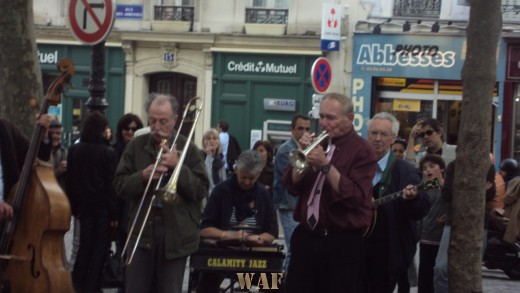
121, 96, 203, 266
289, 131, 331, 175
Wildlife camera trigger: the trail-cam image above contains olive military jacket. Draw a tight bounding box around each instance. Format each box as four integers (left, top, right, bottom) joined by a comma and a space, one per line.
114, 133, 209, 259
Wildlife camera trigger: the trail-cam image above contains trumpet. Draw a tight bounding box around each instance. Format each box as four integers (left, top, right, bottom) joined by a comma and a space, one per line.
289, 131, 331, 174
121, 96, 203, 266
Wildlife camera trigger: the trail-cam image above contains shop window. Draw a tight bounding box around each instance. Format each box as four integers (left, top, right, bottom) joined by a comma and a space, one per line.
373, 77, 497, 149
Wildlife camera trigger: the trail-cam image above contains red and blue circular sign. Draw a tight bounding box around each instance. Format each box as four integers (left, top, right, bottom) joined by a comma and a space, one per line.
311, 57, 332, 93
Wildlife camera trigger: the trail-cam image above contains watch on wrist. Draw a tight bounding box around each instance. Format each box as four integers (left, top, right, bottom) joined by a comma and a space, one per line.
322, 161, 332, 174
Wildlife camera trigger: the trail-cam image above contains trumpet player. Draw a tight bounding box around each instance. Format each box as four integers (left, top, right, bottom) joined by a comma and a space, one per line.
114, 93, 209, 293
282, 92, 378, 293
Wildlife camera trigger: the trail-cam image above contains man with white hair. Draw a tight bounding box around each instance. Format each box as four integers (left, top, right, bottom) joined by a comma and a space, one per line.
360, 112, 430, 292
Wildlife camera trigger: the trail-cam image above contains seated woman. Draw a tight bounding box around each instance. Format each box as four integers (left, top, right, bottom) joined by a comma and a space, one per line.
196, 150, 277, 293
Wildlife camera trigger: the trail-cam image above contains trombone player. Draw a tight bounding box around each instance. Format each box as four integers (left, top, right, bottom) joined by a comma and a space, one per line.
114, 93, 209, 293
282, 93, 377, 293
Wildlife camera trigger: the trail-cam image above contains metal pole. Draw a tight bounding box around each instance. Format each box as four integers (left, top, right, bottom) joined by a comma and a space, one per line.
85, 40, 108, 114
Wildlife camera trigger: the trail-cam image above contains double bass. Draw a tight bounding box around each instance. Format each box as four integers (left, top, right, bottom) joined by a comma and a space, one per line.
0, 59, 74, 292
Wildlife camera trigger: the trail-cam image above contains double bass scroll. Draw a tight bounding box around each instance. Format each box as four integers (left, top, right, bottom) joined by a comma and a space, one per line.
0, 59, 74, 293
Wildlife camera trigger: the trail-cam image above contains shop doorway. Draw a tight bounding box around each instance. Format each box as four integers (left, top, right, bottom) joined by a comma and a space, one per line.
149, 72, 197, 137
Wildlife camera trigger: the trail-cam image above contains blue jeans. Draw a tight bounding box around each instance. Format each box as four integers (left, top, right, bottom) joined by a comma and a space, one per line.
433, 225, 487, 293
278, 209, 298, 272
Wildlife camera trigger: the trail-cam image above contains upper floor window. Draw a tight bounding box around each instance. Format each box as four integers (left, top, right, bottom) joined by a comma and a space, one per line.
157, 0, 193, 5
247, 0, 289, 24
393, 0, 441, 18
154, 0, 194, 21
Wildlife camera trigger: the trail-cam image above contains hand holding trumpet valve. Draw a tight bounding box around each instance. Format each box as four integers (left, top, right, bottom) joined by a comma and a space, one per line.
298, 132, 329, 170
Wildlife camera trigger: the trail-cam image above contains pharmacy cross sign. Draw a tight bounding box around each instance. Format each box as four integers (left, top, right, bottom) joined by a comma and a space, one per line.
68, 0, 115, 45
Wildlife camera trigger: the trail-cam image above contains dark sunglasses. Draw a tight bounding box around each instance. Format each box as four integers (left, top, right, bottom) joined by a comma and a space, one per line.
124, 127, 137, 132
418, 130, 435, 138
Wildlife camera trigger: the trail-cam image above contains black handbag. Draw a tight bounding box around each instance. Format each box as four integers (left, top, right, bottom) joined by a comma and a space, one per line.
101, 242, 124, 288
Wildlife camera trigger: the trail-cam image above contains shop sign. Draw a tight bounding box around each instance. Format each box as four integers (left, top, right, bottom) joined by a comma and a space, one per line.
227, 60, 297, 75
392, 99, 421, 112
378, 77, 406, 87
263, 98, 296, 112
356, 44, 456, 68
321, 3, 341, 51
38, 50, 59, 64
352, 35, 467, 80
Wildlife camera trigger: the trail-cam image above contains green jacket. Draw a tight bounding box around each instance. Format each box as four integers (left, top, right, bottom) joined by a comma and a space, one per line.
114, 133, 209, 259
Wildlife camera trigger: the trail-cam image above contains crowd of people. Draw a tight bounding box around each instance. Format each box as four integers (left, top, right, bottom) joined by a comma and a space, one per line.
1, 91, 520, 293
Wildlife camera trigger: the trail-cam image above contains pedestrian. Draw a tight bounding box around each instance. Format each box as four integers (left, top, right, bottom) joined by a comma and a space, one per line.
114, 93, 209, 293
405, 119, 456, 167
252, 140, 275, 193
361, 112, 430, 293
196, 150, 277, 293
217, 120, 241, 175
282, 93, 377, 293
272, 114, 311, 274
200, 128, 226, 193
417, 154, 447, 293
0, 115, 53, 221
66, 112, 119, 293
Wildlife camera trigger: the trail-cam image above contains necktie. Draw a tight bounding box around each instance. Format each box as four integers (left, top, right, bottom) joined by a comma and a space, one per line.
307, 145, 336, 229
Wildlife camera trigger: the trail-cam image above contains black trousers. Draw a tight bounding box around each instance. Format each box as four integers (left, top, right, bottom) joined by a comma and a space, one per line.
286, 225, 363, 293
418, 243, 440, 293
72, 205, 111, 292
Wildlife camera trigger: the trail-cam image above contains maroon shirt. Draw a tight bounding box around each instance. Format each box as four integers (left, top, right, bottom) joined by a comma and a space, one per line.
282, 129, 377, 231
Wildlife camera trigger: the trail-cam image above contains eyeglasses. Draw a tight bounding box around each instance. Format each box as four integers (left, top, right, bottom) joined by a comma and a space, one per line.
418, 130, 435, 138
368, 130, 393, 138
124, 127, 137, 132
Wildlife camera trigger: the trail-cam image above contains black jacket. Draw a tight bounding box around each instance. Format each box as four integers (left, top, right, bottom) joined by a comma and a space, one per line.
0, 118, 51, 197
66, 141, 119, 219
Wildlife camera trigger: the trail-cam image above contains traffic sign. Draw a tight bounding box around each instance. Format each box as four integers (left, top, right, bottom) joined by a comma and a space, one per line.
69, 0, 115, 45
311, 57, 332, 93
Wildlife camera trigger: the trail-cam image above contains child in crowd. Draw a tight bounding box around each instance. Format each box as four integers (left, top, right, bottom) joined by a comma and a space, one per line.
418, 154, 447, 293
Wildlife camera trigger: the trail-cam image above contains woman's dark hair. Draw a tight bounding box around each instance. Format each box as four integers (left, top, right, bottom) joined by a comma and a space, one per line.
80, 112, 108, 143
253, 140, 274, 163
419, 154, 446, 171
115, 113, 144, 143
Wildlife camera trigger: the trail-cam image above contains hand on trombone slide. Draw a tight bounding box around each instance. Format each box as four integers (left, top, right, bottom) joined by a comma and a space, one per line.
141, 143, 180, 181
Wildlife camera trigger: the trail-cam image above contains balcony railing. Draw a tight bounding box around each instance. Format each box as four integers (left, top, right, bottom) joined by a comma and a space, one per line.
393, 0, 441, 18
245, 8, 288, 24
154, 5, 194, 22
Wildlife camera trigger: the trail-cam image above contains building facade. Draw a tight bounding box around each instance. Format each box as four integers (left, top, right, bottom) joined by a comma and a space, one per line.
33, 0, 520, 162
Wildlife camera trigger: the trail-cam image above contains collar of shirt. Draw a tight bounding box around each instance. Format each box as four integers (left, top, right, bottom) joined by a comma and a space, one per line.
372, 151, 390, 186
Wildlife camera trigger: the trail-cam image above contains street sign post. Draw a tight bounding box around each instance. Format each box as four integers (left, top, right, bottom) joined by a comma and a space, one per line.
68, 0, 115, 45
311, 57, 332, 94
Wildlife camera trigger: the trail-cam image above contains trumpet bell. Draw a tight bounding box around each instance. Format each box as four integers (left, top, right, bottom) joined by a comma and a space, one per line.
289, 149, 308, 171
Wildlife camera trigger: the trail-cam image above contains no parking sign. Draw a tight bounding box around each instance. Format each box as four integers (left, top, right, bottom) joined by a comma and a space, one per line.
311, 57, 332, 94
68, 0, 115, 45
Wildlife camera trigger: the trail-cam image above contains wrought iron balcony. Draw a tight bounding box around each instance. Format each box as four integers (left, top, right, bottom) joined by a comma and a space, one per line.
393, 0, 441, 18
245, 8, 288, 24
154, 5, 194, 22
